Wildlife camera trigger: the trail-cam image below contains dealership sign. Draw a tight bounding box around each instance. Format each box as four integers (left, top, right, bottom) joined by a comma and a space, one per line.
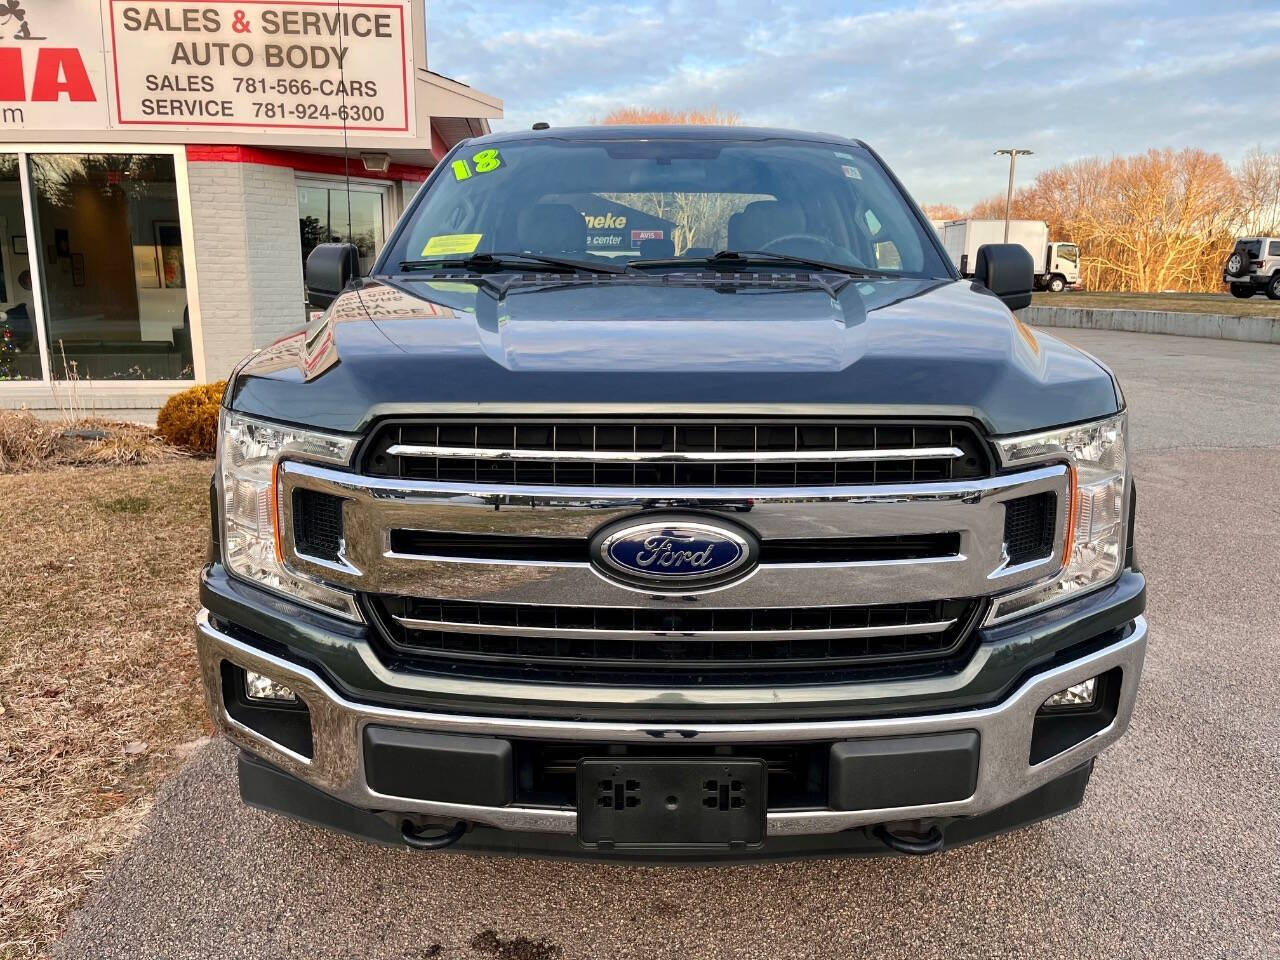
0, 0, 415, 136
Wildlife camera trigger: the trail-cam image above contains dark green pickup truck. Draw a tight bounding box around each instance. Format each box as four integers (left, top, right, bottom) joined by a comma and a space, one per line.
197, 125, 1145, 861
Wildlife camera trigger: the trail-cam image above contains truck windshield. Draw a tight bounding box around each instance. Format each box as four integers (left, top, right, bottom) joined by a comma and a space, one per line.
381, 136, 950, 279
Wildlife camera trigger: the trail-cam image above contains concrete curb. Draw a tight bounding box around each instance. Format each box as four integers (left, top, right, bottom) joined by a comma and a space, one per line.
1022, 305, 1280, 345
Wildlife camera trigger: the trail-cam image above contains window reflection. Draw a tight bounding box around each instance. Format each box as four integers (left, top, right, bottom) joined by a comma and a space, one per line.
0, 154, 39, 380
29, 153, 192, 380
298, 181, 386, 275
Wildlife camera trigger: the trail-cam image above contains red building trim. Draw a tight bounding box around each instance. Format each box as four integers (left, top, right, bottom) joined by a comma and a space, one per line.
185, 145, 432, 182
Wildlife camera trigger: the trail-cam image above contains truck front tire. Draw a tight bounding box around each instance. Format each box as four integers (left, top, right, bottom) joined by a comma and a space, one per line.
1047, 276, 1066, 293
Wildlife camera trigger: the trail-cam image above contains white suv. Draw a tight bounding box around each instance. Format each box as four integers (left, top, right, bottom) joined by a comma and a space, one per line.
1223, 237, 1280, 299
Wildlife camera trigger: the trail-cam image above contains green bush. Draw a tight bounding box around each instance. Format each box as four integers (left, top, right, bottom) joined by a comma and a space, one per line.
156, 381, 226, 455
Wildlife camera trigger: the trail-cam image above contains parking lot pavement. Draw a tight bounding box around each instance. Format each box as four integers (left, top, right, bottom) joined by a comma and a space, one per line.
56, 329, 1280, 960
1052, 328, 1280, 453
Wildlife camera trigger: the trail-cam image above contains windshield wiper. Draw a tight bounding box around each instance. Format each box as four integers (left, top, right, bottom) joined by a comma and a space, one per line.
631, 249, 898, 279
400, 251, 638, 276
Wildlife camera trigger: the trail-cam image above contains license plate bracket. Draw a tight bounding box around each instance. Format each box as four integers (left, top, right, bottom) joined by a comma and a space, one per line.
576, 758, 766, 851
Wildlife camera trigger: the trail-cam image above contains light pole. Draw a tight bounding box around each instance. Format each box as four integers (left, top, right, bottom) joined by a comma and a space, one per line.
994, 148, 1033, 242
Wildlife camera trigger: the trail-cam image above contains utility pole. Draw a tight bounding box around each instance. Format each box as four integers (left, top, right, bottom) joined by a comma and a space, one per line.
994, 148, 1033, 242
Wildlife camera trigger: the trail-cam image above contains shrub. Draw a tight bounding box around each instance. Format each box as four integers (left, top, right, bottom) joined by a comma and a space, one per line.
0, 410, 185, 473
0, 410, 65, 472
156, 380, 226, 455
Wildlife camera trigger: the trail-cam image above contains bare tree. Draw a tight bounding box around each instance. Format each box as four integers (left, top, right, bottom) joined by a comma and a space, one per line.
970, 148, 1249, 292
921, 203, 963, 222
597, 107, 740, 126
1235, 146, 1280, 237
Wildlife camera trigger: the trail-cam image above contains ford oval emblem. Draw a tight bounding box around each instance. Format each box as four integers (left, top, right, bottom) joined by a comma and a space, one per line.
592, 517, 757, 592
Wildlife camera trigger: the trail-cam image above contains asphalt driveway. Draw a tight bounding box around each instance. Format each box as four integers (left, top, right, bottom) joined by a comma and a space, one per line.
56, 328, 1280, 960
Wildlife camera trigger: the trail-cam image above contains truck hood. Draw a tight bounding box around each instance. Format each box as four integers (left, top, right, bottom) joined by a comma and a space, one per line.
228, 274, 1119, 436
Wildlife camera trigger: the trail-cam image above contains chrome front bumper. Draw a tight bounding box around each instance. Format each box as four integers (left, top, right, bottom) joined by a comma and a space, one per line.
197, 609, 1148, 838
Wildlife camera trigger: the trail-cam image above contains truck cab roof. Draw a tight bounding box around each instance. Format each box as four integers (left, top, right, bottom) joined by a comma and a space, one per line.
463, 124, 868, 148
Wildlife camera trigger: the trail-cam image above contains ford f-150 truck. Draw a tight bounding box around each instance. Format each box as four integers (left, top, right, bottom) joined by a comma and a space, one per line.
198, 126, 1145, 861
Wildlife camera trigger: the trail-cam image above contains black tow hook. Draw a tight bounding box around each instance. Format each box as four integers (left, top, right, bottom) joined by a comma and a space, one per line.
400, 819, 468, 850
872, 823, 945, 856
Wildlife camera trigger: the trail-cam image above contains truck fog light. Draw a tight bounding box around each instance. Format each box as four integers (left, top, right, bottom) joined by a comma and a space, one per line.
1041, 676, 1097, 710
244, 670, 297, 703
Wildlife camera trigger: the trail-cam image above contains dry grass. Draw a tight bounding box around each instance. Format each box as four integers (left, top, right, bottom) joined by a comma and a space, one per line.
0, 412, 186, 475
1034, 290, 1280, 317
0, 460, 214, 959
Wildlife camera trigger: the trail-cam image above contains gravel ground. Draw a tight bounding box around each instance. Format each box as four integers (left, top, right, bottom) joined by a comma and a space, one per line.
55, 329, 1280, 960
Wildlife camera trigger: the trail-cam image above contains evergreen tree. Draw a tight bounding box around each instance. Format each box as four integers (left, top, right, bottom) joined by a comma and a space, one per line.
0, 311, 18, 380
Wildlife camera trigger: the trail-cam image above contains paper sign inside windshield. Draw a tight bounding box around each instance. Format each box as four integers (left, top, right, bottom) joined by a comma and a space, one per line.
422, 234, 483, 256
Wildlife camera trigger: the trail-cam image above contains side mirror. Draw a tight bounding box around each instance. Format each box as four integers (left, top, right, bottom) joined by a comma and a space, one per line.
305, 242, 360, 309
974, 243, 1033, 311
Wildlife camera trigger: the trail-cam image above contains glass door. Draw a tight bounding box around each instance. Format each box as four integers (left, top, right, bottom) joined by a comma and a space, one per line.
0, 154, 39, 381
297, 178, 390, 277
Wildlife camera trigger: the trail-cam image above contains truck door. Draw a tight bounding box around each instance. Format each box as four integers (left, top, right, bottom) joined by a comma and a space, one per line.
1052, 243, 1080, 284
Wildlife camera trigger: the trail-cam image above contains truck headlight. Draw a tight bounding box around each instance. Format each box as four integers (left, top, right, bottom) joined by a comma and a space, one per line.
987, 413, 1128, 623
218, 410, 362, 620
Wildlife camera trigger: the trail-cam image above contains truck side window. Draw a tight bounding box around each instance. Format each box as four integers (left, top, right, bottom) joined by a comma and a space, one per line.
1269, 241, 1280, 257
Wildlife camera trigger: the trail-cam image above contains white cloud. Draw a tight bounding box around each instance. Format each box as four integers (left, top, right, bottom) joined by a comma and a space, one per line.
428, 0, 1280, 207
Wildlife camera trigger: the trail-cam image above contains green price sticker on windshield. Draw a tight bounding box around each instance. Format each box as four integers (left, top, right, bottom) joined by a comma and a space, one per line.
452, 148, 503, 181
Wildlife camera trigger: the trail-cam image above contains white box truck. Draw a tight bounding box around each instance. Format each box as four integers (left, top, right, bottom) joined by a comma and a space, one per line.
942, 219, 1081, 292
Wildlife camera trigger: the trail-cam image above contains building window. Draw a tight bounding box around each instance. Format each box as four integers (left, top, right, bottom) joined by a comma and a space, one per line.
297, 179, 388, 277
0, 154, 38, 381
29, 153, 192, 380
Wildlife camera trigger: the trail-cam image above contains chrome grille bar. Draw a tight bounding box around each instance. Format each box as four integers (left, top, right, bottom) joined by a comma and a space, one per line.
390, 615, 958, 643
278, 460, 1071, 610
385, 443, 966, 463
369, 419, 990, 489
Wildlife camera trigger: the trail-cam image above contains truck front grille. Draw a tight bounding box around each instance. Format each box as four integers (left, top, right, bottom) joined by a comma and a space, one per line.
279, 415, 1070, 691
361, 418, 990, 487
292, 489, 343, 563
367, 595, 984, 684
1003, 492, 1057, 565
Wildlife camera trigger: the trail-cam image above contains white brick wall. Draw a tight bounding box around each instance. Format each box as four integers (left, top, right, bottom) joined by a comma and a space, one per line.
243, 164, 307, 350
0, 380, 178, 424
187, 161, 253, 380
188, 161, 305, 381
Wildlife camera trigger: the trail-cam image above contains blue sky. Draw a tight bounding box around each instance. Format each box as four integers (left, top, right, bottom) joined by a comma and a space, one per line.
427, 0, 1280, 209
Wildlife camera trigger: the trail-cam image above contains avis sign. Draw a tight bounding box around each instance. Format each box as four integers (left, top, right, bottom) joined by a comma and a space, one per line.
0, 1, 107, 129
0, 0, 415, 136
